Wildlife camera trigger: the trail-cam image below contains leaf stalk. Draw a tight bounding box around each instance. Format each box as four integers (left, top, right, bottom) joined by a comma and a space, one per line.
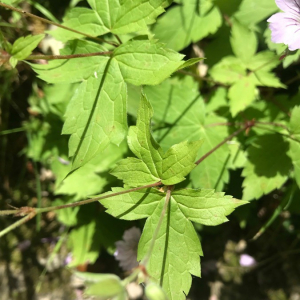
0, 2, 118, 47
26, 51, 113, 61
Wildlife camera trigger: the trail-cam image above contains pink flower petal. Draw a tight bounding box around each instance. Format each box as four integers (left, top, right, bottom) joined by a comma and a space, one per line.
275, 0, 300, 14
268, 5, 300, 50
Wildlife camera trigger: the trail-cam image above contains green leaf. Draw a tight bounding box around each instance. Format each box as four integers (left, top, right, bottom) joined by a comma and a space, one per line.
49, 8, 107, 42
111, 157, 160, 186
145, 282, 168, 300
112, 94, 203, 186
209, 56, 246, 84
127, 93, 164, 179
31, 42, 106, 84
246, 50, 281, 72
144, 76, 201, 123
101, 187, 246, 300
11, 34, 44, 60
233, 0, 278, 26
242, 134, 292, 200
113, 38, 184, 85
109, 0, 169, 34
55, 143, 126, 200
32, 38, 183, 170
177, 57, 204, 71
31, 40, 109, 84
230, 20, 257, 63
52, 198, 79, 226
153, 0, 222, 51
289, 106, 300, 135
153, 90, 231, 191
75, 273, 126, 300
62, 59, 127, 169
252, 70, 285, 88
288, 106, 300, 188
9, 56, 18, 68
83, 274, 126, 300
50, 0, 170, 41
228, 76, 257, 116
162, 140, 204, 185
68, 218, 100, 267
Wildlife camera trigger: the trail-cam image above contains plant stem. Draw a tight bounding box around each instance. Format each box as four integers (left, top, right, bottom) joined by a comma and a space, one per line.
0, 213, 36, 238
0, 127, 25, 135
37, 181, 162, 213
33, 161, 42, 232
115, 35, 122, 44
0, 210, 22, 216
0, 2, 118, 47
255, 121, 289, 131
195, 123, 253, 166
26, 51, 113, 61
0, 182, 162, 237
122, 268, 141, 286
141, 186, 173, 267
0, 182, 162, 218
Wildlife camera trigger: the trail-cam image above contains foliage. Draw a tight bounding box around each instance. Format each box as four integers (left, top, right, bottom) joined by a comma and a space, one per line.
1, 0, 300, 299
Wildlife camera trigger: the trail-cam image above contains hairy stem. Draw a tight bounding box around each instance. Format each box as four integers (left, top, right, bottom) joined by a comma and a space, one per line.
39, 182, 162, 213
141, 185, 173, 267
0, 213, 36, 238
0, 2, 118, 47
26, 51, 113, 61
255, 121, 289, 131
195, 123, 254, 166
0, 182, 162, 218
0, 182, 162, 237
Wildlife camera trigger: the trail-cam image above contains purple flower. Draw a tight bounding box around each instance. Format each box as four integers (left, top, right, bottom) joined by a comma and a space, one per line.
114, 227, 141, 271
267, 0, 300, 50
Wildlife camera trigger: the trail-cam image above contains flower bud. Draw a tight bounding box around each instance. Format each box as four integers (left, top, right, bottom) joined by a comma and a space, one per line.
145, 282, 168, 300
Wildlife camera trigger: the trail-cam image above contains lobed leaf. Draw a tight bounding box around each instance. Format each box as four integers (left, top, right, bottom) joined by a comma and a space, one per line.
230, 20, 257, 64
113, 38, 184, 85
101, 187, 246, 300
11, 34, 44, 62
113, 94, 203, 186
233, 0, 278, 26
153, 0, 222, 51
31, 38, 184, 169
151, 85, 231, 191
50, 0, 171, 41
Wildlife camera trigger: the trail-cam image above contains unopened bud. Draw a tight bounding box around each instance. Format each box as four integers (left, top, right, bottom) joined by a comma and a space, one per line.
145, 282, 168, 300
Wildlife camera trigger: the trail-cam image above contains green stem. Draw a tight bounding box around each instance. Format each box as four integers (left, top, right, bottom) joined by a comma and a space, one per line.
0, 127, 25, 135
141, 186, 173, 267
33, 161, 42, 232
255, 121, 289, 131
37, 181, 162, 214
0, 2, 118, 47
0, 182, 162, 217
0, 213, 36, 237
0, 182, 162, 237
121, 268, 141, 286
0, 210, 22, 216
26, 51, 113, 61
